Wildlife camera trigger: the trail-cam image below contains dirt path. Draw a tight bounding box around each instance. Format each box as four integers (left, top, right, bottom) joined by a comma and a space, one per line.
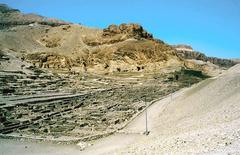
109, 64, 240, 154
79, 85, 194, 155
83, 64, 240, 154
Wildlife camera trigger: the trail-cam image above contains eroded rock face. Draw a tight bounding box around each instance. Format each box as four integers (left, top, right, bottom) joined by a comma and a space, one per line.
174, 45, 236, 68
25, 52, 74, 69
41, 36, 61, 48
173, 44, 194, 52
103, 23, 153, 39
84, 23, 154, 46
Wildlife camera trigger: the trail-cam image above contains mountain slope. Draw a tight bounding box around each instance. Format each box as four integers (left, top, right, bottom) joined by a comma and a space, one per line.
0, 4, 236, 77
0, 3, 182, 74
174, 44, 236, 67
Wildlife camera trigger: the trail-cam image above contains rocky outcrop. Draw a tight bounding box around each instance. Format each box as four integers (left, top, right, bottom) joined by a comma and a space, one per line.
41, 36, 61, 48
83, 23, 154, 46
103, 23, 153, 40
174, 45, 236, 68
79, 38, 181, 73
206, 57, 236, 68
25, 52, 74, 69
173, 44, 194, 52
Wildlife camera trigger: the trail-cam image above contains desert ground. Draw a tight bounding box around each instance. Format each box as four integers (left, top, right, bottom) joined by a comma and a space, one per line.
1, 64, 240, 155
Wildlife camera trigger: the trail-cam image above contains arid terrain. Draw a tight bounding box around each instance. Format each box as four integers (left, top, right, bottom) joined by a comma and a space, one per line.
1, 64, 240, 155
0, 4, 240, 155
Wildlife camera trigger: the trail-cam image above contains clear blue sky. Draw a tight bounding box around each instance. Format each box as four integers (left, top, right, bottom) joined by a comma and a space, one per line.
1, 0, 240, 58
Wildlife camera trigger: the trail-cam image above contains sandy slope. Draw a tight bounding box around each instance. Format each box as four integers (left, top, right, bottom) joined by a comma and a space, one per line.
81, 64, 240, 154
108, 64, 240, 154
1, 64, 240, 155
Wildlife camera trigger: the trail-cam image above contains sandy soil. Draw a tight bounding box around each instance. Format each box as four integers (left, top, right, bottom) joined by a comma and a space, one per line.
0, 138, 81, 155
107, 64, 240, 154
1, 64, 240, 155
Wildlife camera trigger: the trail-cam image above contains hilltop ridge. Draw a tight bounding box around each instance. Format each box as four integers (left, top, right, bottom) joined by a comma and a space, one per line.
0, 4, 237, 76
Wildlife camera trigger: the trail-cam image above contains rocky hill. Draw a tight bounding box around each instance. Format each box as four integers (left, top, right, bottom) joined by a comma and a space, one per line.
0, 4, 186, 75
0, 4, 235, 76
173, 44, 236, 68
0, 4, 70, 29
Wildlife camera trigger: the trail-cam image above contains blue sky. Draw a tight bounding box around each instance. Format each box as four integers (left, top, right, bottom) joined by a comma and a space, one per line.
1, 0, 240, 58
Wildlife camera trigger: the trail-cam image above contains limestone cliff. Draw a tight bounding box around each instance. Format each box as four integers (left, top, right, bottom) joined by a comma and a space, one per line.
173, 45, 236, 68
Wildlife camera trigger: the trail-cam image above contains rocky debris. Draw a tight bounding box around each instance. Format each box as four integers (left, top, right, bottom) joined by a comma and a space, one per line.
174, 44, 236, 68
25, 52, 75, 69
181, 59, 224, 76
0, 67, 207, 142
41, 36, 61, 48
103, 23, 153, 40
114, 126, 240, 154
79, 39, 180, 73
83, 23, 154, 46
0, 71, 67, 96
